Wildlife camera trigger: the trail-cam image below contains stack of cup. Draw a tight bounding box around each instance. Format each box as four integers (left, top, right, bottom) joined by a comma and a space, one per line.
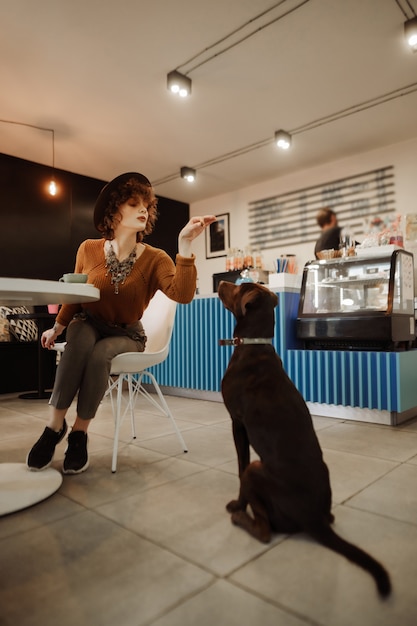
276, 257, 289, 273
276, 255, 297, 273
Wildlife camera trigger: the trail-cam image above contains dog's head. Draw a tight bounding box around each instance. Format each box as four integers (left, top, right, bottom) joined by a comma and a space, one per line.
218, 281, 278, 323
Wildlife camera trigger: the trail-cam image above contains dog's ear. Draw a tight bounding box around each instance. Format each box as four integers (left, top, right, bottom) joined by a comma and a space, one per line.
240, 285, 279, 316
240, 287, 264, 316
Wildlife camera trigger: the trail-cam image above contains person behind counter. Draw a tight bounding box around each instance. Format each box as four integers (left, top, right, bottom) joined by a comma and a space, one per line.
314, 207, 342, 259
26, 171, 216, 475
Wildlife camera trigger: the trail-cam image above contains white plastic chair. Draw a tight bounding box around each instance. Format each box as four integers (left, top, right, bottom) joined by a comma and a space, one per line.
107, 290, 188, 472
51, 341, 67, 364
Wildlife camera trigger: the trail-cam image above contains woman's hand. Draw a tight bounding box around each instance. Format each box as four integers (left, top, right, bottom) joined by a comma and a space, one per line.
41, 322, 65, 349
178, 215, 217, 257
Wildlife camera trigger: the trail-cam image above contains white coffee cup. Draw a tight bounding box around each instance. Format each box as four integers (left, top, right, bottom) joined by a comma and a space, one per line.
59, 273, 88, 283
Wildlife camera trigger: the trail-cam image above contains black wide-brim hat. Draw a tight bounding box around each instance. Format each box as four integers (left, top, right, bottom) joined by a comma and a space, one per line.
93, 172, 152, 230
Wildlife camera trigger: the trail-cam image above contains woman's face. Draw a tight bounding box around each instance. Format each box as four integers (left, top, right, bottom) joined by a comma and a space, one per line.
115, 196, 148, 233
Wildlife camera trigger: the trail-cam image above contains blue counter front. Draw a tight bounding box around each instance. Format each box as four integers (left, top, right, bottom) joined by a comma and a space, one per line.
146, 290, 299, 393
147, 289, 417, 425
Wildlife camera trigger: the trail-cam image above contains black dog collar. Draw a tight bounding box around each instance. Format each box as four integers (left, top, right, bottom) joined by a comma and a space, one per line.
219, 337, 273, 346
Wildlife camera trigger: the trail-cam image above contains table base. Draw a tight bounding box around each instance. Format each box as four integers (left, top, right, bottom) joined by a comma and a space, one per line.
19, 391, 52, 400
0, 463, 63, 516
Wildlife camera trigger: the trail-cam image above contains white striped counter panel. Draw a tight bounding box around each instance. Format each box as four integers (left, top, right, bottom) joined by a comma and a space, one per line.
146, 289, 417, 425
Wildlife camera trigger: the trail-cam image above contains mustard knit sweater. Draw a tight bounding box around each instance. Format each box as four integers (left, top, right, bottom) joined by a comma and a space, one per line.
56, 239, 197, 327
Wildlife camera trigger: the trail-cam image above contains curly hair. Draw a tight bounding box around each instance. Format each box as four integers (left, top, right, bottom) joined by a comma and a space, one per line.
98, 177, 158, 242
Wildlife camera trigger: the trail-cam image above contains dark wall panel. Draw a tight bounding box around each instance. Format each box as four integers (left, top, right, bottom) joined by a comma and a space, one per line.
0, 153, 189, 280
147, 197, 190, 260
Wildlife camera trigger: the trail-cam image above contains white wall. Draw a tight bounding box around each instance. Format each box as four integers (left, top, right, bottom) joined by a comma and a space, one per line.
190, 137, 417, 295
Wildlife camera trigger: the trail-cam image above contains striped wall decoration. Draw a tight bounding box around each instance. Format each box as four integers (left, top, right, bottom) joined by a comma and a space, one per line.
248, 166, 395, 251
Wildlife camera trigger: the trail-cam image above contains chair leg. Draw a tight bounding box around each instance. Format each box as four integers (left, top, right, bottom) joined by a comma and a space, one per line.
111, 374, 124, 473
139, 371, 188, 453
107, 376, 117, 414
126, 374, 137, 439
109, 369, 188, 472
109, 373, 141, 472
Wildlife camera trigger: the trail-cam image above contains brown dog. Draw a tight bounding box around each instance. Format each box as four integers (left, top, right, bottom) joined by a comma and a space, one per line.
218, 280, 391, 597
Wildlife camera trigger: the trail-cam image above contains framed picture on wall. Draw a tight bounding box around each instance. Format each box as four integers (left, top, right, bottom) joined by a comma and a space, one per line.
205, 213, 230, 259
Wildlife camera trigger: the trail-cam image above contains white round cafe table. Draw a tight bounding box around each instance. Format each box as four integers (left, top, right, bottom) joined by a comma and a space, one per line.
0, 277, 100, 515
0, 463, 63, 516
0, 276, 99, 307
0, 277, 100, 400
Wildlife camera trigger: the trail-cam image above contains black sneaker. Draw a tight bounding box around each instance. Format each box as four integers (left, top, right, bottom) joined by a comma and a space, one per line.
26, 420, 68, 471
63, 431, 89, 474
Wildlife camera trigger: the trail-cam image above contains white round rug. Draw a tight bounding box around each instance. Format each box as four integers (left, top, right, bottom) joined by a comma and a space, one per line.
0, 463, 63, 516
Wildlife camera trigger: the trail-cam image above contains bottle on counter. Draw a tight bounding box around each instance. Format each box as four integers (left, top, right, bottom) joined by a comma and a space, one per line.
234, 248, 244, 271
339, 227, 356, 257
235, 269, 254, 285
226, 248, 234, 271
389, 216, 404, 247
243, 246, 254, 269
253, 249, 263, 269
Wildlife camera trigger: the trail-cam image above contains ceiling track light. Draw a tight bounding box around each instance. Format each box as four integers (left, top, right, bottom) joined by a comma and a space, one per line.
404, 16, 417, 51
180, 166, 196, 182
275, 129, 292, 150
167, 70, 192, 97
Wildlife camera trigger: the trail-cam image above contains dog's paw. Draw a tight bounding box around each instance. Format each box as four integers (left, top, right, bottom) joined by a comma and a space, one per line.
231, 511, 272, 543
226, 499, 243, 513
231, 510, 247, 526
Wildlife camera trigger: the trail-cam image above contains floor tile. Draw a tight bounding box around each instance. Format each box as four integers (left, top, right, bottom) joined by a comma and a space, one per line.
229, 506, 417, 626
138, 423, 237, 468
150, 579, 308, 626
90, 401, 201, 443
0, 492, 84, 540
311, 414, 341, 431
97, 468, 277, 577
1, 392, 417, 625
59, 454, 206, 509
0, 509, 213, 626
346, 462, 417, 525
322, 447, 397, 504
317, 421, 417, 462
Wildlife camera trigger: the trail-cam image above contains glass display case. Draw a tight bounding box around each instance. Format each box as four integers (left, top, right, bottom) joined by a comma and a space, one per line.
297, 249, 415, 350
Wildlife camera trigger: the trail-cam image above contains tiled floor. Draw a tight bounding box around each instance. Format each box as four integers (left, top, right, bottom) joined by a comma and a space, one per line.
1, 391, 417, 626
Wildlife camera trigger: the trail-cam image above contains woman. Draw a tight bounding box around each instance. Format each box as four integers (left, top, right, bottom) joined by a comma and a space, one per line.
27, 172, 216, 474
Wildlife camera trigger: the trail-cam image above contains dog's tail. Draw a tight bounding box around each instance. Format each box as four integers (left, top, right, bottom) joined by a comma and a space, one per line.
309, 523, 391, 598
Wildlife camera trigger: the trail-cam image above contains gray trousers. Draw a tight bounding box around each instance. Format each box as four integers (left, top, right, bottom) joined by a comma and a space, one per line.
50, 316, 146, 420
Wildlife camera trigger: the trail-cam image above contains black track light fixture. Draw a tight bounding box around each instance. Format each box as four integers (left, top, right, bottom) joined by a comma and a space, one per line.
167, 70, 192, 97
180, 166, 196, 182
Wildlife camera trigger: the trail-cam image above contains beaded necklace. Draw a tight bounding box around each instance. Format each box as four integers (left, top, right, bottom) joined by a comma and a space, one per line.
105, 242, 137, 294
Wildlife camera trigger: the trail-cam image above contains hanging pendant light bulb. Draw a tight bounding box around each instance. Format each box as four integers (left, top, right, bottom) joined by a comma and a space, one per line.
48, 129, 58, 196
48, 178, 57, 196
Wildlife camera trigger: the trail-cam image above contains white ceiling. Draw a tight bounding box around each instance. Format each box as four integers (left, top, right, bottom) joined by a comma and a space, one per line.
2, 0, 417, 205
